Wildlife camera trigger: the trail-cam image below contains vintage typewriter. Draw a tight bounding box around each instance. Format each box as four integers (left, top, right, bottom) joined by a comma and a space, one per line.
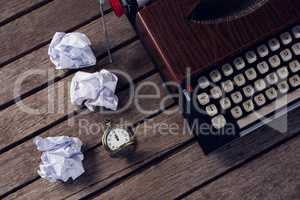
111, 0, 300, 153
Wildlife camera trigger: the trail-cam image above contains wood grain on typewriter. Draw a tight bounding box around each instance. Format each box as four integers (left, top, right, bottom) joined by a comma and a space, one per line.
136, 0, 300, 84
1, 0, 300, 199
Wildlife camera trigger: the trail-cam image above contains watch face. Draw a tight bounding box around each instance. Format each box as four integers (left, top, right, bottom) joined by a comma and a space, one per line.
106, 128, 131, 151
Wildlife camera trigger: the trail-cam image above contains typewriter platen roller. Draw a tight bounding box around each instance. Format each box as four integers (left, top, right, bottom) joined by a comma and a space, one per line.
133, 0, 300, 153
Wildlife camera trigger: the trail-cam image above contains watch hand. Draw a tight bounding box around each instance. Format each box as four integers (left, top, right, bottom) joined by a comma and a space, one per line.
114, 134, 119, 141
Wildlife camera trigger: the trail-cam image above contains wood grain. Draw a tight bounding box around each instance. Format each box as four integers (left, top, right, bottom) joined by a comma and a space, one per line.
137, 0, 300, 83
0, 40, 154, 153
185, 135, 300, 200
0, 0, 109, 67
2, 91, 181, 200
0, 0, 50, 26
2, 0, 300, 199
0, 73, 174, 197
137, 0, 300, 153
93, 106, 300, 200
0, 13, 135, 107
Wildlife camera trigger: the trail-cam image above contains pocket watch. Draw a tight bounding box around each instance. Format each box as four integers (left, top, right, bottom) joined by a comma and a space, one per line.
102, 120, 137, 157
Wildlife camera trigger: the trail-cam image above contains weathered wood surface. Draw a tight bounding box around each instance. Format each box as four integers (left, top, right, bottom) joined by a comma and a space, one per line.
0, 0, 50, 26
4, 107, 187, 200
1, 1, 299, 200
0, 13, 135, 108
7, 106, 300, 200
93, 107, 300, 200
0, 39, 154, 153
185, 135, 300, 200
0, 0, 109, 67
0, 73, 175, 198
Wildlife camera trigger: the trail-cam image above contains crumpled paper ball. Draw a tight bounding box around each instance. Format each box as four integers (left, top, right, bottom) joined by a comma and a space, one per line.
34, 136, 85, 182
48, 32, 96, 69
70, 69, 119, 111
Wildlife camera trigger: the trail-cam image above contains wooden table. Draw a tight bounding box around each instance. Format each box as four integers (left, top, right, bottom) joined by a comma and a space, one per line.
0, 1, 299, 199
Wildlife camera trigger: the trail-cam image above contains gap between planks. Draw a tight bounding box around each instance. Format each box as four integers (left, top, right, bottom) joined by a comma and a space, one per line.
81, 106, 300, 200
0, 36, 139, 111
79, 134, 300, 200
0, 12, 140, 152
0, 73, 174, 199
0, 0, 112, 68
181, 134, 300, 200
0, 0, 54, 27
0, 67, 157, 155
0, 12, 136, 110
0, 20, 160, 192
1, 1, 298, 198
0, 102, 177, 200
4, 101, 300, 199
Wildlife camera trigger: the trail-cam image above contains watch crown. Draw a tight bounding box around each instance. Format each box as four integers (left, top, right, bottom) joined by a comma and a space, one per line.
104, 119, 112, 127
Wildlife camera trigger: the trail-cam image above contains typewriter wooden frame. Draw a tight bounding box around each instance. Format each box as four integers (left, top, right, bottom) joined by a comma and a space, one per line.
135, 0, 300, 153
136, 0, 300, 85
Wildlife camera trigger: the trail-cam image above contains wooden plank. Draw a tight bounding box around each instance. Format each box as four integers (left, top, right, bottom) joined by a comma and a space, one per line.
6, 105, 300, 199
0, 40, 154, 153
0, 0, 109, 66
0, 13, 135, 107
185, 135, 300, 200
1, 75, 179, 199
0, 73, 174, 197
0, 0, 50, 26
88, 106, 300, 200
65, 108, 189, 200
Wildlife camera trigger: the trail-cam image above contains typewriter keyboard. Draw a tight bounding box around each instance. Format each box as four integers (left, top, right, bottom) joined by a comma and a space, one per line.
194, 25, 300, 133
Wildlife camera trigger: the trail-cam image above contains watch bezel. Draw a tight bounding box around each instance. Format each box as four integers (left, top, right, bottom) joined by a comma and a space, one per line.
102, 125, 136, 157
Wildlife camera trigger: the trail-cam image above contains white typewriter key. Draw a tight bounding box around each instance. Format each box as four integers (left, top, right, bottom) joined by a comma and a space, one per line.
280, 49, 292, 62
211, 115, 227, 129
254, 79, 267, 91
206, 104, 218, 117
234, 74, 246, 87
221, 80, 234, 93
233, 57, 246, 70
254, 94, 266, 106
197, 93, 210, 106
266, 72, 279, 85
278, 81, 290, 94
257, 61, 270, 74
243, 85, 255, 98
222, 64, 234, 76
257, 44, 269, 58
280, 32, 292, 45
220, 97, 232, 110
277, 67, 289, 79
269, 55, 281, 68
231, 106, 243, 119
265, 87, 278, 100
289, 75, 300, 87
245, 51, 257, 63
231, 91, 243, 104
243, 100, 255, 113
292, 42, 300, 55
238, 89, 300, 129
289, 60, 300, 73
268, 38, 280, 51
210, 70, 222, 83
198, 76, 210, 89
245, 68, 257, 81
210, 86, 223, 99
292, 25, 300, 38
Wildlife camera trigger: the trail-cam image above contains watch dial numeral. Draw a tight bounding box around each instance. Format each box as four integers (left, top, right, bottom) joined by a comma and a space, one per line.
106, 128, 131, 151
